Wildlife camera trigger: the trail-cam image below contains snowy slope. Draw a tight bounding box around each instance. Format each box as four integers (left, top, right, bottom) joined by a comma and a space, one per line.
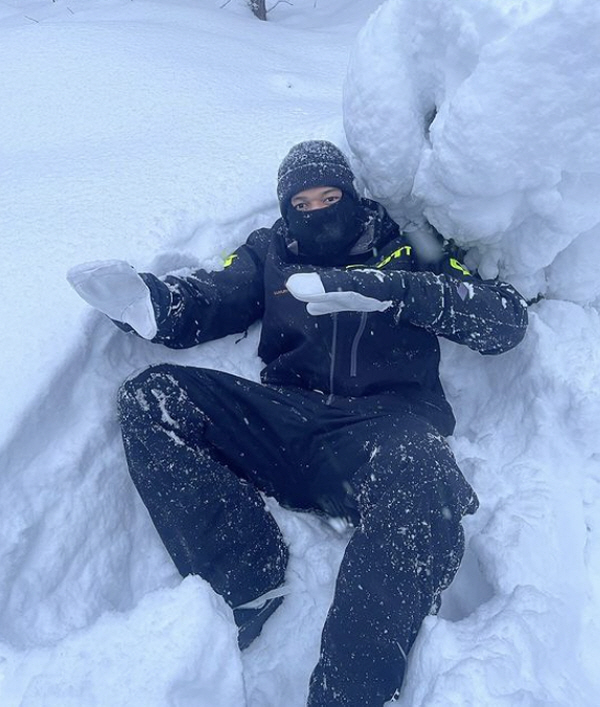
0, 0, 374, 450
1, 0, 599, 706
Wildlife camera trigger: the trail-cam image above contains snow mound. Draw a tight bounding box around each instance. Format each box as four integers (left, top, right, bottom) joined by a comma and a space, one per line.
344, 0, 600, 302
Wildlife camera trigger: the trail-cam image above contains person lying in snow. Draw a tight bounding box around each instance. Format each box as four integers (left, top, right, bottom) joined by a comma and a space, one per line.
68, 140, 528, 707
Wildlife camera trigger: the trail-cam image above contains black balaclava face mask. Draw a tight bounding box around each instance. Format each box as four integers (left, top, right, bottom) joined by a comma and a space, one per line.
277, 140, 362, 265
285, 194, 360, 265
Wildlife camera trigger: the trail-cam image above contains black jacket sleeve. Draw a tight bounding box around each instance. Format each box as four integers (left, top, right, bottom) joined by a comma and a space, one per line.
319, 256, 528, 356
137, 228, 271, 349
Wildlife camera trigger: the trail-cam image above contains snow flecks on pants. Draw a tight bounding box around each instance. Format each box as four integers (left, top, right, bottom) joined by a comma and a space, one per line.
117, 364, 289, 608
117, 363, 478, 707
307, 417, 477, 707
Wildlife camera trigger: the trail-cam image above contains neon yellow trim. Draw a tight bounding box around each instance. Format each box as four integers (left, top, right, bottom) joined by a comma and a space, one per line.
223, 253, 238, 268
449, 258, 471, 276
375, 245, 412, 269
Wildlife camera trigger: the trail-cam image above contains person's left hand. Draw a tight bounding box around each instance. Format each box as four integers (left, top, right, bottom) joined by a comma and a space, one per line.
285, 272, 391, 316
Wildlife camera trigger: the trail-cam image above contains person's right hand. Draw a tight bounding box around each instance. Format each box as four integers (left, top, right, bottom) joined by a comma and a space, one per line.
67, 260, 158, 340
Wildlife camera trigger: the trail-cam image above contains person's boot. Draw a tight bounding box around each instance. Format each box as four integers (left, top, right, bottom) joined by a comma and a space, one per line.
233, 594, 285, 650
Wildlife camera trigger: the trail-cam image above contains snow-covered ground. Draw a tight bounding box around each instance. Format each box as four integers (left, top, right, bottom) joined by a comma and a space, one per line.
1, 0, 599, 705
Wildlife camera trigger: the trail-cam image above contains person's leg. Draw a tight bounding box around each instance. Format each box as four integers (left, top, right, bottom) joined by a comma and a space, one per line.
307, 414, 478, 707
118, 363, 321, 609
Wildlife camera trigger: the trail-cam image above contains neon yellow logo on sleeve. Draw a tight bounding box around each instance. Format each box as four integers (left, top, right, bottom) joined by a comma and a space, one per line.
449, 258, 471, 276
223, 253, 238, 268
375, 245, 412, 269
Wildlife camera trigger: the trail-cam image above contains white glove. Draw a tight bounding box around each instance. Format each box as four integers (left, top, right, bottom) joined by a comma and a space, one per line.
67, 260, 158, 340
285, 273, 391, 316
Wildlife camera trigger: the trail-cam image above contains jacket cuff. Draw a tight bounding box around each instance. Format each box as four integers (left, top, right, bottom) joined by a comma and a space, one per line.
319, 267, 401, 301
139, 272, 172, 329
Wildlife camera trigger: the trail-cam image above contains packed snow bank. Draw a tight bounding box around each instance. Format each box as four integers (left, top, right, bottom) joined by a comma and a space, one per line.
0, 577, 244, 707
345, 1, 600, 705
423, 301, 600, 707
344, 0, 600, 303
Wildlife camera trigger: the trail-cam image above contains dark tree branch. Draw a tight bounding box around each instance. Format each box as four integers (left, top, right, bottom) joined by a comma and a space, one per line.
248, 0, 267, 21
268, 0, 293, 12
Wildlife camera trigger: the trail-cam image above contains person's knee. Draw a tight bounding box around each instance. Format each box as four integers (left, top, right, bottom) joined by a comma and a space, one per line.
354, 414, 474, 521
117, 363, 187, 421
358, 416, 450, 483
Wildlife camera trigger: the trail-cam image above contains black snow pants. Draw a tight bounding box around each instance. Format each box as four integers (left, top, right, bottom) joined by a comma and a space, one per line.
117, 363, 478, 707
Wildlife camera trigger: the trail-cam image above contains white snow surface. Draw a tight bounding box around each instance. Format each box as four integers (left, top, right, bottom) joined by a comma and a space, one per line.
1, 0, 599, 706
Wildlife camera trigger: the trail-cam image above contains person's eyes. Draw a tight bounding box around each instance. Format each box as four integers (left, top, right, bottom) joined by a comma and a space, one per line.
294, 202, 307, 211
324, 195, 341, 204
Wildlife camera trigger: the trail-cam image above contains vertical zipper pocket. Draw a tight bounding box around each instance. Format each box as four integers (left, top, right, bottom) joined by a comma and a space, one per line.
327, 312, 339, 403
350, 312, 368, 378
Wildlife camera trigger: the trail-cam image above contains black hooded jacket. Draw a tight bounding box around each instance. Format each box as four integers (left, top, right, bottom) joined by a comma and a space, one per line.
139, 199, 528, 435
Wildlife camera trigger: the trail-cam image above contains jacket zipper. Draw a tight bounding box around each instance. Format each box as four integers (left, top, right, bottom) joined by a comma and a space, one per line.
350, 312, 368, 378
327, 312, 339, 404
